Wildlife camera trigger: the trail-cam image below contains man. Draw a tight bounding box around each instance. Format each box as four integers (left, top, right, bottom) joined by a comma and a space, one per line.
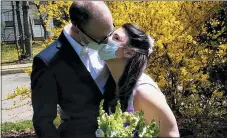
31, 1, 116, 137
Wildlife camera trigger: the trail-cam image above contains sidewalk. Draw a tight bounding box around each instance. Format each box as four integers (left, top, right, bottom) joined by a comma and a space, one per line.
1, 63, 32, 75
2, 64, 33, 123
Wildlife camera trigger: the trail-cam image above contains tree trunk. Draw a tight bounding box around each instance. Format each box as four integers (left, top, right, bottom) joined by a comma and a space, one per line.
22, 1, 32, 58
16, 1, 25, 55
29, 17, 34, 41
33, 2, 49, 40
41, 14, 49, 40
11, 1, 20, 61
163, 44, 182, 117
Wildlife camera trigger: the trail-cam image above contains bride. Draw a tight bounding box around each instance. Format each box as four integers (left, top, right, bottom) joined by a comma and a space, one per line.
89, 23, 180, 137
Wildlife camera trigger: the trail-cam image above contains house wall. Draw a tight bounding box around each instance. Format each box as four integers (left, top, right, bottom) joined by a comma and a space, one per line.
1, 1, 54, 43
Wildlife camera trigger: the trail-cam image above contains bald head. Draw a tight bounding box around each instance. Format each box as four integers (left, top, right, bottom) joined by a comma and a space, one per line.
69, 1, 114, 45
69, 1, 112, 28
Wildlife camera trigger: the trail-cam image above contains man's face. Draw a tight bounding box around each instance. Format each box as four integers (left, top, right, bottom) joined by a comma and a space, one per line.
78, 17, 115, 45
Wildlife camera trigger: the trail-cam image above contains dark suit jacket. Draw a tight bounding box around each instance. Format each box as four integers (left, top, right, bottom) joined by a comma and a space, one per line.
31, 31, 116, 138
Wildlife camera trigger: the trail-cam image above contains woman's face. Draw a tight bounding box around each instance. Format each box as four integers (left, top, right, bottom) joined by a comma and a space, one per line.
110, 27, 129, 58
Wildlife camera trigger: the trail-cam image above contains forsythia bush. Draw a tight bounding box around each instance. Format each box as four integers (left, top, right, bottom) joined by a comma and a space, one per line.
106, 1, 227, 117
6, 1, 227, 122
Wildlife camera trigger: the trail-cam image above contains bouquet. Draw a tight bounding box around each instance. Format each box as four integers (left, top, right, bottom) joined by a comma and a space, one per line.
96, 100, 159, 137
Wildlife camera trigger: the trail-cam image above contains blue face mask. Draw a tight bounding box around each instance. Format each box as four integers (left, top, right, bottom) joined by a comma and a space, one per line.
87, 41, 106, 50
98, 40, 120, 60
79, 30, 105, 51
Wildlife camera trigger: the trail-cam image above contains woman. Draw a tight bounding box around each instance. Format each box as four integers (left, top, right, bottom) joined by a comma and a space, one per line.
97, 23, 180, 137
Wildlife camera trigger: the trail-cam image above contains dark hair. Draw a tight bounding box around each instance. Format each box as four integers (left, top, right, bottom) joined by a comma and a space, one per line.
69, 2, 92, 28
110, 23, 152, 112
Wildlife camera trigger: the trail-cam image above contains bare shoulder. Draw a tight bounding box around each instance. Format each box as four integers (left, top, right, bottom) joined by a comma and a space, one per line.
134, 74, 180, 137
134, 83, 167, 108
134, 73, 168, 111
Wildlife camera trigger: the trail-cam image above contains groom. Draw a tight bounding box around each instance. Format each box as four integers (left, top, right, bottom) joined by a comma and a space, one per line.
31, 1, 116, 137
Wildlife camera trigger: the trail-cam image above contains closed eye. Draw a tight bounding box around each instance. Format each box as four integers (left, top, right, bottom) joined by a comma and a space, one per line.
113, 33, 122, 42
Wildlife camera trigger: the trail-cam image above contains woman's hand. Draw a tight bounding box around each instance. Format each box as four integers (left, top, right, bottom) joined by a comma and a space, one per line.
134, 84, 180, 137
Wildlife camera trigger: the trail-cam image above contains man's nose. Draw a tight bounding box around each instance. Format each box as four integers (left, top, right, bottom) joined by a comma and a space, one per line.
105, 36, 113, 44
102, 37, 110, 44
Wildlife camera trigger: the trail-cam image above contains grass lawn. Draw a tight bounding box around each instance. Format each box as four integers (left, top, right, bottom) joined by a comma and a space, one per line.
1, 42, 44, 64
1, 114, 61, 134
1, 120, 33, 133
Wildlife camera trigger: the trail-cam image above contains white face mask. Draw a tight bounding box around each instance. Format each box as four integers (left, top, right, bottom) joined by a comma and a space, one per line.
78, 31, 88, 47
78, 29, 106, 50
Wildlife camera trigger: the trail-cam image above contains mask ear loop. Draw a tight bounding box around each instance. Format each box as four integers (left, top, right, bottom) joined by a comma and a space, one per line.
124, 49, 134, 58
126, 35, 155, 58
77, 25, 92, 47
125, 45, 148, 58
77, 31, 86, 46
77, 26, 89, 54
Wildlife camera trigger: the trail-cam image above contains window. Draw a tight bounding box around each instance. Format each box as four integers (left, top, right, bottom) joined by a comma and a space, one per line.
34, 19, 42, 25
2, 10, 14, 27
3, 11, 13, 21
5, 21, 14, 27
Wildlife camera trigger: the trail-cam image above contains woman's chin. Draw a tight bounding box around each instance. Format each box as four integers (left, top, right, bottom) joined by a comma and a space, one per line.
104, 59, 115, 64
104, 59, 120, 66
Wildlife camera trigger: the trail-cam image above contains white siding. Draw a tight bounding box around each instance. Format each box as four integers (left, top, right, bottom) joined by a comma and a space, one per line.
2, 28, 15, 41
29, 4, 45, 38
1, 1, 54, 42
1, 1, 23, 42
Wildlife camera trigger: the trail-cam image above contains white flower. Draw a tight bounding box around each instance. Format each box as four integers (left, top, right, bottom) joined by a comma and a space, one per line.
110, 130, 118, 137
139, 126, 147, 137
95, 129, 105, 137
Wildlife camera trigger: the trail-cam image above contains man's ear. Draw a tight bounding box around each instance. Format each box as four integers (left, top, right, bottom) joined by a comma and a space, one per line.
124, 48, 136, 58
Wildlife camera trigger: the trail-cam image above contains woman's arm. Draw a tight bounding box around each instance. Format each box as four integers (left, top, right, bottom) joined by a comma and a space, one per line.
134, 84, 180, 137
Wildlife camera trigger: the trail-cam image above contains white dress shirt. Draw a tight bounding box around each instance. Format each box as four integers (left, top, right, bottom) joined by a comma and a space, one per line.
63, 24, 109, 94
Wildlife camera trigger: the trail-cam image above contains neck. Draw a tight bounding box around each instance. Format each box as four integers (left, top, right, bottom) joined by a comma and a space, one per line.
106, 59, 128, 84
65, 23, 81, 44
69, 29, 80, 43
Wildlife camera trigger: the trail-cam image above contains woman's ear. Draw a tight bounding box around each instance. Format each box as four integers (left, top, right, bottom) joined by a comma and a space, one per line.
124, 48, 136, 58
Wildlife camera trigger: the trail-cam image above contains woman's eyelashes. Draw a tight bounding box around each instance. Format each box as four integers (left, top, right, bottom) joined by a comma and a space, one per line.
113, 34, 123, 42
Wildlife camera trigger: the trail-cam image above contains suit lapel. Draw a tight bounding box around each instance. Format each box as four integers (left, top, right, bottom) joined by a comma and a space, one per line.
103, 71, 116, 113
57, 31, 103, 97
57, 31, 117, 111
